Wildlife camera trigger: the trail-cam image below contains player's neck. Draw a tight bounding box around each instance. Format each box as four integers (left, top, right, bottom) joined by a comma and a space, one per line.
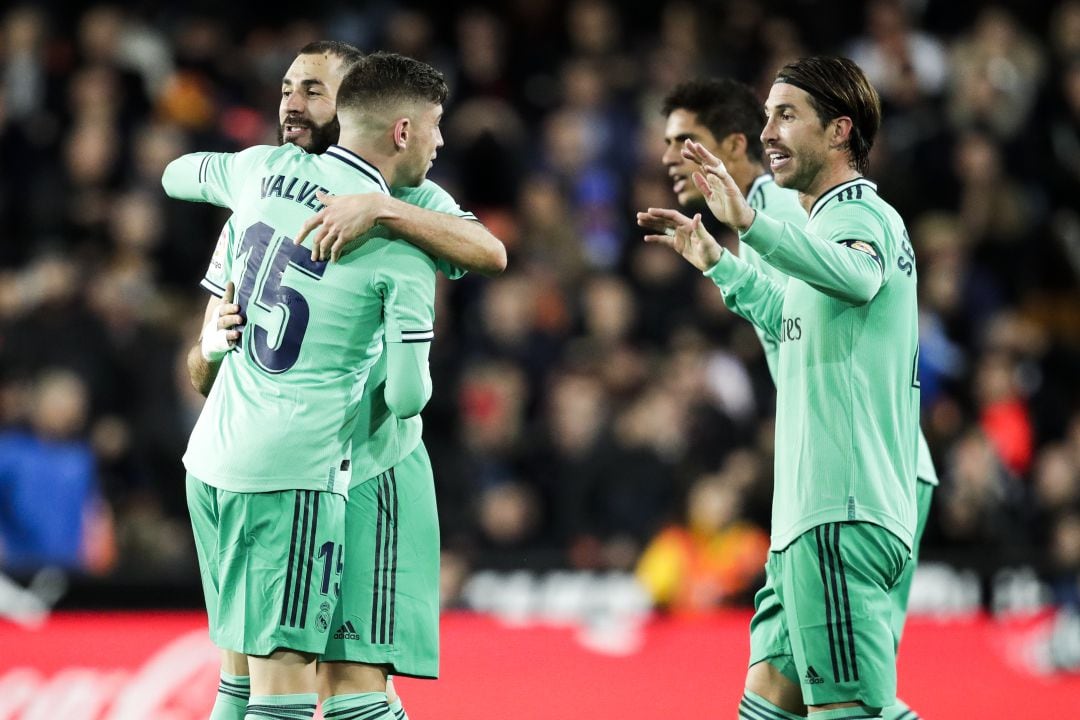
737, 161, 768, 198
798, 160, 861, 214
336, 130, 397, 187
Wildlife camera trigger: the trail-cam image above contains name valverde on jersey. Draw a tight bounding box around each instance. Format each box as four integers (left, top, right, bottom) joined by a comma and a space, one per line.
163, 144, 442, 497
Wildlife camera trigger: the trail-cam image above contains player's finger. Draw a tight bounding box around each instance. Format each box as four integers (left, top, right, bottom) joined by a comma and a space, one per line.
225, 330, 241, 342
642, 233, 676, 245
222, 281, 235, 304
315, 189, 333, 204
295, 212, 323, 245
644, 207, 694, 225
692, 171, 713, 197
311, 224, 331, 262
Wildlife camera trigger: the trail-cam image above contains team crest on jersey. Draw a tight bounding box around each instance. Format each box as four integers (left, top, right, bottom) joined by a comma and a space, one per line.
315, 601, 332, 633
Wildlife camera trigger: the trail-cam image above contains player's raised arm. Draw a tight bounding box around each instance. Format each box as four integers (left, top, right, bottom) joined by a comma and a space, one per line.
162, 145, 277, 209
684, 132, 884, 306
295, 189, 507, 275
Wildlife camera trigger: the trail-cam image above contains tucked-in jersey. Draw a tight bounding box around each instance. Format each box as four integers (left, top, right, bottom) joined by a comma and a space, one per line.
706, 178, 920, 551
745, 174, 939, 489
164, 144, 437, 497
350, 180, 474, 482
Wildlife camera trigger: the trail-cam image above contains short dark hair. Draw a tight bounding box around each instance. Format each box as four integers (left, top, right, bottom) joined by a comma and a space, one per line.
337, 51, 449, 115
297, 40, 365, 68
774, 56, 881, 175
662, 78, 765, 162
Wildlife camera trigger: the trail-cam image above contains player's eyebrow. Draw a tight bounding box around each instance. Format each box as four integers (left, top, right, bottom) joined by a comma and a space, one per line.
281, 78, 327, 88
765, 102, 797, 115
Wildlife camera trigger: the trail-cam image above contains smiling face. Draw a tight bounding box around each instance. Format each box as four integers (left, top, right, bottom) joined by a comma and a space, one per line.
279, 53, 347, 153
662, 108, 721, 208
760, 82, 833, 195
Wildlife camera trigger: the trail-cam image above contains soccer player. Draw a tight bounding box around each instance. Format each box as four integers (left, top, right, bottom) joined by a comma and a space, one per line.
653, 79, 937, 720
639, 57, 919, 718
165, 52, 455, 720
190, 42, 505, 720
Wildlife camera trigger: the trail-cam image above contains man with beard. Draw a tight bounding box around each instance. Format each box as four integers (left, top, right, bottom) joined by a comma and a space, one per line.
649, 77, 937, 720
186, 43, 504, 720
639, 57, 921, 719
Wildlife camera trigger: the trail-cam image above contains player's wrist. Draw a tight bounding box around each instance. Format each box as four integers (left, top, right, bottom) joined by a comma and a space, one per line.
735, 208, 757, 235
200, 315, 233, 363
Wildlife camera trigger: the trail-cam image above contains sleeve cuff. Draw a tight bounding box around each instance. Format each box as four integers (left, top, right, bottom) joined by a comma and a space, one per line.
738, 210, 785, 256
703, 249, 747, 287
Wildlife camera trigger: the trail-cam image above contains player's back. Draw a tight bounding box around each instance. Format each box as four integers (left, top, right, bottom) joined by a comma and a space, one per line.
167, 144, 428, 496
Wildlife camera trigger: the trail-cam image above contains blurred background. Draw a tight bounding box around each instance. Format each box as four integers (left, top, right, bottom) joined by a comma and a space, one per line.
1, 0, 1079, 710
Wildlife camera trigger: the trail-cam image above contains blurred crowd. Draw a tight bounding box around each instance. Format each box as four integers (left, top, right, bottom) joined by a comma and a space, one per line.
0, 0, 1079, 615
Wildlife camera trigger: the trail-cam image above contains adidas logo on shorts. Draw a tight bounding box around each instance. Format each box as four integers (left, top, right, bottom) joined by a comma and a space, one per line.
333, 621, 361, 641
804, 666, 825, 685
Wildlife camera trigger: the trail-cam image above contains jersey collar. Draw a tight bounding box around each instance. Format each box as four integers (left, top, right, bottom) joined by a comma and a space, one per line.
325, 145, 390, 194
746, 173, 773, 200
808, 177, 877, 221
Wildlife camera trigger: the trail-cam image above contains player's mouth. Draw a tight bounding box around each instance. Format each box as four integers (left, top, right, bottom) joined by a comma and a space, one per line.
671, 173, 688, 195
767, 148, 792, 172
282, 120, 311, 142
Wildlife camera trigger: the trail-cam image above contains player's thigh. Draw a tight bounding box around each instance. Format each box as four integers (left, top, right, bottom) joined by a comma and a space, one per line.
186, 474, 223, 634
748, 553, 801, 686
779, 522, 907, 710
213, 488, 345, 657
324, 444, 440, 677
889, 480, 935, 643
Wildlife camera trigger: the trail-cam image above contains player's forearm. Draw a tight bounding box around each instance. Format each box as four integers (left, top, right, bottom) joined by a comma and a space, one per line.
186, 343, 220, 397
378, 198, 507, 276
739, 212, 882, 305
384, 342, 433, 418
705, 251, 785, 342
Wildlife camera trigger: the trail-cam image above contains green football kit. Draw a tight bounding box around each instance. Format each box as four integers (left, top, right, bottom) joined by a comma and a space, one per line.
746, 174, 938, 653
707, 177, 920, 708
164, 143, 437, 656
321, 181, 472, 678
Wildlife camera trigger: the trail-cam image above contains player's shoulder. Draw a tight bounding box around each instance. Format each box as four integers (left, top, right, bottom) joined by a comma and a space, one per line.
393, 178, 461, 212
809, 178, 904, 231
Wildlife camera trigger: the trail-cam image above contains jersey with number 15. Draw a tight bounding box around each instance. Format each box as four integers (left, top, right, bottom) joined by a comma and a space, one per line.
163, 143, 437, 497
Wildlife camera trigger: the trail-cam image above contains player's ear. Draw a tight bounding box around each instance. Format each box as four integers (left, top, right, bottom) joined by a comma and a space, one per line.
831, 116, 853, 148
722, 132, 747, 158
393, 117, 411, 151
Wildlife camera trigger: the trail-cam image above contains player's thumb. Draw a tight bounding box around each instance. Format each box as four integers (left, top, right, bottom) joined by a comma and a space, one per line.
223, 281, 235, 304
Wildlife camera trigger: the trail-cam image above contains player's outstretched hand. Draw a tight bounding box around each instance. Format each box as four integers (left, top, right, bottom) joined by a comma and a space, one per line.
681, 139, 757, 233
294, 190, 386, 263
637, 208, 724, 272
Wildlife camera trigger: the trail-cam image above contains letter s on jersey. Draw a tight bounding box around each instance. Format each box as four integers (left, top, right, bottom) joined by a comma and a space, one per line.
781, 316, 802, 343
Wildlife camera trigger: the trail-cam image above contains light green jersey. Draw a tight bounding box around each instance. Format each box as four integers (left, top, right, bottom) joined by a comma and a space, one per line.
349, 181, 473, 482
164, 143, 437, 497
706, 178, 920, 550
745, 174, 939, 488
744, 173, 808, 380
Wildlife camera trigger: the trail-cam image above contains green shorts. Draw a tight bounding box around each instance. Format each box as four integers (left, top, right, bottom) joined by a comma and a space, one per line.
889, 480, 934, 644
321, 442, 440, 678
186, 474, 345, 657
748, 522, 908, 709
